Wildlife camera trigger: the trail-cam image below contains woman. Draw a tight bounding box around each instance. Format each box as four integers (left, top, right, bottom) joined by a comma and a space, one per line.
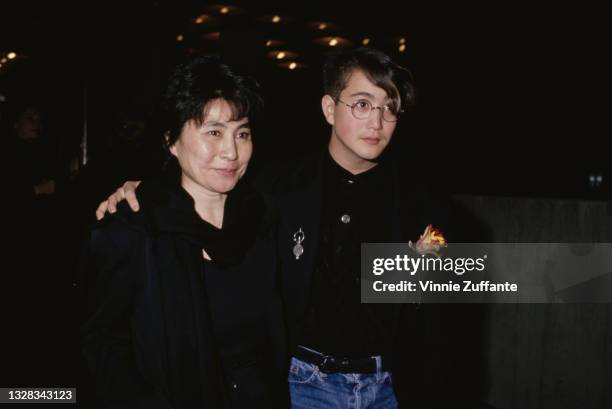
81, 57, 288, 409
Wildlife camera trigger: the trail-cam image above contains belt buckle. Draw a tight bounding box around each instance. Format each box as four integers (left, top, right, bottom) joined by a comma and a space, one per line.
320, 355, 353, 373
319, 355, 338, 373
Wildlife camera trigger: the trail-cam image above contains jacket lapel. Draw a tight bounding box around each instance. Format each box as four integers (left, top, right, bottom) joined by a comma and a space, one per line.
277, 154, 323, 333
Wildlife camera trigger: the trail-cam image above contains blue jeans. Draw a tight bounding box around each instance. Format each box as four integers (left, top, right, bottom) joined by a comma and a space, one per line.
288, 356, 398, 409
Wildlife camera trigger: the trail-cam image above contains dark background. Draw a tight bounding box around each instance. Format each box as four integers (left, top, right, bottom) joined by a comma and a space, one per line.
1, 0, 608, 200
1, 2, 610, 408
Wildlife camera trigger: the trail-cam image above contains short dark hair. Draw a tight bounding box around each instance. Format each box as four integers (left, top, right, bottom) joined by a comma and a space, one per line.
162, 56, 263, 147
323, 47, 415, 113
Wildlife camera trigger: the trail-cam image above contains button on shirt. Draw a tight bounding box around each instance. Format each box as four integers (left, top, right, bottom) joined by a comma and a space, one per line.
299, 153, 396, 359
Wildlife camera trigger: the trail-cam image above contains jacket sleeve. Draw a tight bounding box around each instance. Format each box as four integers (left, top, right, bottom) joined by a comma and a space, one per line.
80, 219, 170, 409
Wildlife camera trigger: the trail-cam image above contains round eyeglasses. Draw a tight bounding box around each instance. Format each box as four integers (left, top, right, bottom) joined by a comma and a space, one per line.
336, 98, 402, 122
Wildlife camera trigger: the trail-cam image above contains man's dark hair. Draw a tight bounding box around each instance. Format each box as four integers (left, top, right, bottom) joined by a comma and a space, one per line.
162, 56, 263, 147
323, 47, 415, 113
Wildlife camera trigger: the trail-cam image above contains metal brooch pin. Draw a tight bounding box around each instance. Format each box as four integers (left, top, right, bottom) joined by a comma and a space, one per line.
292, 228, 305, 260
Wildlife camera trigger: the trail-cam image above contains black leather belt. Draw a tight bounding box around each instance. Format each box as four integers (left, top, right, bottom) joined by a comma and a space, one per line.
294, 346, 389, 374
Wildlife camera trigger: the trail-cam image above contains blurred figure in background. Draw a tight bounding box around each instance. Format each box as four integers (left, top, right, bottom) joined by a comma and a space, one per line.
1, 101, 73, 387
10, 104, 56, 197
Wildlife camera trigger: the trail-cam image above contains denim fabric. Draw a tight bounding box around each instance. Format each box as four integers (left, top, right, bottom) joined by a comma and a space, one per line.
288, 356, 397, 409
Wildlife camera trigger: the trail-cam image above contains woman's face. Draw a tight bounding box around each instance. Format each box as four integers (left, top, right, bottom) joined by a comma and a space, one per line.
170, 99, 253, 196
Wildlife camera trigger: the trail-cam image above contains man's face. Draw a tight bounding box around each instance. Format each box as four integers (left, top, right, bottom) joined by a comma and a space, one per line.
169, 98, 253, 197
15, 108, 42, 141
322, 69, 397, 173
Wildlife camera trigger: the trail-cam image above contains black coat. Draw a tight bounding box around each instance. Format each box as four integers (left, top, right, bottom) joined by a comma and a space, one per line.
80, 180, 289, 409
261, 151, 489, 409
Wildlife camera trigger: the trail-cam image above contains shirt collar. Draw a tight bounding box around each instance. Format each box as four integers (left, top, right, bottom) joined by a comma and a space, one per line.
322, 150, 387, 187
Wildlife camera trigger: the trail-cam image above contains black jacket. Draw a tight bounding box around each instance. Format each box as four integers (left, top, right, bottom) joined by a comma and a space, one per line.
261, 151, 489, 409
81, 179, 289, 409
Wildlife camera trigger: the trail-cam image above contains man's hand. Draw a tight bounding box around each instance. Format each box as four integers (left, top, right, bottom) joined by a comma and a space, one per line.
95, 180, 142, 220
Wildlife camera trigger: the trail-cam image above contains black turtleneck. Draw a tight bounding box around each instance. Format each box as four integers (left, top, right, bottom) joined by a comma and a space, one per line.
298, 152, 396, 359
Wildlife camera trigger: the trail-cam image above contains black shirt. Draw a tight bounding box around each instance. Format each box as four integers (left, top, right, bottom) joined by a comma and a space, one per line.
298, 152, 396, 358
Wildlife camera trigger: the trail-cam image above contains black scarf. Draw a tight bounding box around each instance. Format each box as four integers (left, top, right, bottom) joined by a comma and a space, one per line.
138, 177, 265, 268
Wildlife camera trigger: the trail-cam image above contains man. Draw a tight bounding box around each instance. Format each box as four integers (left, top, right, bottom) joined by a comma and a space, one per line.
270, 48, 414, 408
8, 105, 56, 196
2, 104, 65, 386
97, 47, 483, 408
